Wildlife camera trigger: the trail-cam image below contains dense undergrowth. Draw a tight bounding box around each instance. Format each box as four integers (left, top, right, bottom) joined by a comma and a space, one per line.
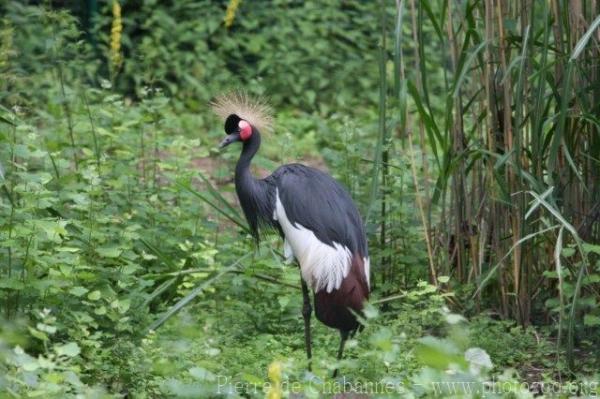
1, 1, 599, 398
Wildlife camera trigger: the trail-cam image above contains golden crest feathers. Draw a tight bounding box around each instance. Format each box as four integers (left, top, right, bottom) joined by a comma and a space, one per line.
211, 91, 273, 133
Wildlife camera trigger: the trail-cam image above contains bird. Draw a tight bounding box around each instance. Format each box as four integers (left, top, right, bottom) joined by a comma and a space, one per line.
212, 92, 370, 377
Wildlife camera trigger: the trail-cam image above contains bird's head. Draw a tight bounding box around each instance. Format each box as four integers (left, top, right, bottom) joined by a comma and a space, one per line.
211, 91, 273, 150
219, 114, 254, 149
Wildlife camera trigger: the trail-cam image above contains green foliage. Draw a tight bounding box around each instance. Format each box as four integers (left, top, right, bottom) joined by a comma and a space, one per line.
469, 317, 557, 371
380, 0, 600, 372
1, 310, 111, 397
1, 0, 599, 397
89, 0, 383, 112
0, 20, 236, 389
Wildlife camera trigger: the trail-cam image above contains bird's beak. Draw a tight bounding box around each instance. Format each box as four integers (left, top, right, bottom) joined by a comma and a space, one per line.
219, 133, 241, 149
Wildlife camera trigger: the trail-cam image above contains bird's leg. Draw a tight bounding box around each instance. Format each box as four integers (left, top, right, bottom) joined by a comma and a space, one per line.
332, 330, 350, 378
300, 276, 312, 371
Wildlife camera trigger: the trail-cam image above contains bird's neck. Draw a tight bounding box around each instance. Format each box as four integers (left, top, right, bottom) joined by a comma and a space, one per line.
234, 130, 261, 192
234, 130, 269, 241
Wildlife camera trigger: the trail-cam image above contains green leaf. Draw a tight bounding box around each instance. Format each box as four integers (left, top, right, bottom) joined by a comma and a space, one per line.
36, 323, 57, 335
56, 246, 81, 253
438, 275, 450, 284
416, 336, 466, 370
0, 279, 26, 290
445, 313, 466, 325
465, 347, 493, 375
562, 247, 576, 257
87, 290, 101, 301
94, 306, 107, 315
28, 327, 48, 342
55, 342, 81, 357
583, 243, 600, 255
204, 348, 220, 357
570, 14, 600, 60
277, 296, 289, 309
69, 286, 89, 297
369, 328, 393, 352
22, 360, 40, 372
112, 299, 131, 314
242, 373, 263, 386
583, 314, 600, 326
96, 246, 122, 258
189, 367, 216, 381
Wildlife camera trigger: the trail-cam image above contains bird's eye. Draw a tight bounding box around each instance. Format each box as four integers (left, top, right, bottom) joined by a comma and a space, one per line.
239, 120, 252, 141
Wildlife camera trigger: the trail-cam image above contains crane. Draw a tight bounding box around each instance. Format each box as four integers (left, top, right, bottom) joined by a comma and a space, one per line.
213, 93, 370, 377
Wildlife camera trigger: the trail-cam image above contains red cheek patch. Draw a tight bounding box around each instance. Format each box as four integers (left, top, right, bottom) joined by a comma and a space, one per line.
239, 120, 252, 141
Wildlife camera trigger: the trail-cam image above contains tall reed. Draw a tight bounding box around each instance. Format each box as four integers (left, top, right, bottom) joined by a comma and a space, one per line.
387, 0, 600, 369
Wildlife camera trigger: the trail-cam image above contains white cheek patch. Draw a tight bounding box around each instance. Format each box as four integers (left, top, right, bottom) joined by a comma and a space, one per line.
273, 189, 351, 293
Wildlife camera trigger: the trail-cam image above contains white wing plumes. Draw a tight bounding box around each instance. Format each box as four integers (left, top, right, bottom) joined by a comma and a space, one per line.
274, 189, 352, 293
211, 91, 273, 133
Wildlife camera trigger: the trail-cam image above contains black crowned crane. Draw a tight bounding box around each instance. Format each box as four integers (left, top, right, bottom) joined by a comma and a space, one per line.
213, 93, 370, 376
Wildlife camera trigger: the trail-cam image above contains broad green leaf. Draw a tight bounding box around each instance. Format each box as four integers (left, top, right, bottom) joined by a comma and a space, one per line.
583, 314, 600, 326
69, 286, 89, 297
55, 342, 81, 357
0, 279, 25, 290
87, 290, 101, 301
96, 246, 122, 258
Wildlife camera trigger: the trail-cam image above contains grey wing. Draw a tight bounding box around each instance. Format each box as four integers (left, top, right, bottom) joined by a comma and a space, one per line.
272, 164, 368, 258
